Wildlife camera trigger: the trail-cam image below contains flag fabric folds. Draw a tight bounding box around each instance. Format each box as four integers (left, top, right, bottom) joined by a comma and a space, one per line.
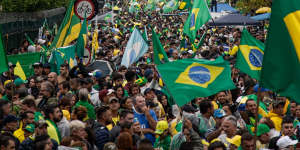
157, 57, 236, 106
183, 0, 211, 42
236, 28, 265, 80
92, 29, 99, 60
163, 0, 179, 13
121, 28, 149, 68
0, 26, 8, 74
49, 45, 77, 73
7, 52, 41, 77
260, 0, 300, 101
152, 28, 169, 65
50, 0, 81, 49
14, 62, 26, 80
75, 16, 87, 58
142, 26, 149, 42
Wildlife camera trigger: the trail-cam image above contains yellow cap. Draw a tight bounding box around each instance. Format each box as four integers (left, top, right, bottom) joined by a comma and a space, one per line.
4, 80, 13, 87
155, 120, 168, 134
226, 135, 241, 147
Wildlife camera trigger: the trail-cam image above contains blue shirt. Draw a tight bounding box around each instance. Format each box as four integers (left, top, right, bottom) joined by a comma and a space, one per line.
134, 109, 158, 144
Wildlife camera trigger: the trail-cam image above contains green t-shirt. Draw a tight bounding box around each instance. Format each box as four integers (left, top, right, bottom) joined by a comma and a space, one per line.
154, 135, 171, 150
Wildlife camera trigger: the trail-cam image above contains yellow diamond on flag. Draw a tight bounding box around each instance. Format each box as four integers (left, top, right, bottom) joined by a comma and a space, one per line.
175, 63, 224, 88
239, 45, 264, 71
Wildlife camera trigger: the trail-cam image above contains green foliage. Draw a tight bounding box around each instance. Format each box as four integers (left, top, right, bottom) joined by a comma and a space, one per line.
1, 0, 70, 12
236, 0, 272, 15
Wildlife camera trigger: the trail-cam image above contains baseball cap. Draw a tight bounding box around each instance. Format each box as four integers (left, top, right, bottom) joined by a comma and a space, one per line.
14, 78, 27, 87
89, 70, 103, 79
214, 109, 226, 118
155, 120, 168, 135
109, 97, 119, 103
107, 89, 115, 96
8, 62, 16, 68
3, 115, 19, 125
254, 84, 270, 92
33, 62, 42, 68
4, 80, 13, 87
226, 135, 241, 147
24, 124, 35, 133
256, 123, 270, 137
99, 89, 108, 100
276, 136, 298, 148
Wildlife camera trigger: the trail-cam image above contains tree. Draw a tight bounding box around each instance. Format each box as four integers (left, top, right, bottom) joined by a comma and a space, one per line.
235, 0, 272, 15
1, 0, 70, 12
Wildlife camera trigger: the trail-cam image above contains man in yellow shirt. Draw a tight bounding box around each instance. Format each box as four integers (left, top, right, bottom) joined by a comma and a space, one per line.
13, 111, 35, 142
267, 100, 285, 131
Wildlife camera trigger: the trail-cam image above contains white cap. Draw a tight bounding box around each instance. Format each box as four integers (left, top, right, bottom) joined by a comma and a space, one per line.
276, 136, 298, 148
107, 89, 115, 96
38, 39, 46, 45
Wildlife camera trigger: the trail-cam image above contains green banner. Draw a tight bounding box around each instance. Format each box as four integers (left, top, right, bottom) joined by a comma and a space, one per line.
7, 52, 41, 77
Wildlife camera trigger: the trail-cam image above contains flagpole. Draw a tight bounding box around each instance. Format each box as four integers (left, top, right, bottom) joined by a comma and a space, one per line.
254, 87, 261, 150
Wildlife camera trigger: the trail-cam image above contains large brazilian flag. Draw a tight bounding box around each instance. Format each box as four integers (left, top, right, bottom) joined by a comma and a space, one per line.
261, 0, 300, 102
157, 57, 236, 106
236, 28, 265, 80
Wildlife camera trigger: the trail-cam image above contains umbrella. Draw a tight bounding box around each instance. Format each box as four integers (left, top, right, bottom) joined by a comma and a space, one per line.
256, 7, 271, 14
208, 14, 260, 26
86, 60, 113, 77
251, 13, 271, 21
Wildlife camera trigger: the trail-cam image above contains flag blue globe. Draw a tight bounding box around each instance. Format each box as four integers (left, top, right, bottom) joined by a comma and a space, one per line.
188, 66, 211, 84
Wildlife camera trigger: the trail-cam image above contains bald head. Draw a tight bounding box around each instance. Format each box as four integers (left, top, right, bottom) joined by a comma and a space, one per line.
48, 72, 57, 85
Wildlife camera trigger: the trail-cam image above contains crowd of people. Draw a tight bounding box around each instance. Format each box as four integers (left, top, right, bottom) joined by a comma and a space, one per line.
0, 1, 299, 150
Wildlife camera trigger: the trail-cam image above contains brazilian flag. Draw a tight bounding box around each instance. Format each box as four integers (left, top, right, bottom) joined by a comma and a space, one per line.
183, 0, 211, 42
261, 0, 300, 102
152, 28, 169, 65
236, 28, 265, 80
157, 57, 236, 106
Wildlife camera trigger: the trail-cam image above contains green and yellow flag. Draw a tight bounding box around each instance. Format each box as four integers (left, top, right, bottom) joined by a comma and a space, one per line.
157, 57, 235, 106
236, 28, 265, 80
92, 29, 99, 60
0, 26, 8, 74
163, 0, 179, 13
75, 15, 87, 58
14, 62, 26, 80
152, 28, 169, 65
183, 0, 211, 42
7, 52, 41, 77
50, 0, 81, 49
49, 45, 76, 73
261, 0, 300, 101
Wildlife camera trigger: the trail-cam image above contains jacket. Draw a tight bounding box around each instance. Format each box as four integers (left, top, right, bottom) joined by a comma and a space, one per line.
93, 121, 111, 150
